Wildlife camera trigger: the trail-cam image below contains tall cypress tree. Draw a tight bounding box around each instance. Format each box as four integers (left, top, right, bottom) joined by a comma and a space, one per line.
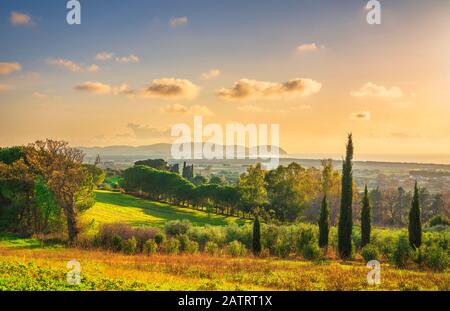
252, 215, 261, 255
338, 134, 354, 259
318, 195, 330, 248
361, 185, 371, 248
408, 181, 422, 249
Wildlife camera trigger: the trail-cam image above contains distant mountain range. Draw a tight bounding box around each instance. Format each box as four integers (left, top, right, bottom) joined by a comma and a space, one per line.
79, 143, 287, 159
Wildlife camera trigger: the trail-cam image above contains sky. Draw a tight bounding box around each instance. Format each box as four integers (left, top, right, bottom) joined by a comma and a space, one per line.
1, 0, 450, 163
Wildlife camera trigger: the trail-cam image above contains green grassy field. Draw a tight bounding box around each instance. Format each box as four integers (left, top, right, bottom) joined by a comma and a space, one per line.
81, 190, 245, 232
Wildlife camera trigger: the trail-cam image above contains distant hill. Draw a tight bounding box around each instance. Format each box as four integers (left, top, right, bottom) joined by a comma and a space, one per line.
79, 143, 287, 159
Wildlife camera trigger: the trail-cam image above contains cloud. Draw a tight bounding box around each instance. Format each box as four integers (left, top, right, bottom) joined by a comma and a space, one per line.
388, 132, 420, 139
140, 78, 198, 99
47, 58, 99, 73
115, 54, 140, 63
170, 16, 188, 28
74, 82, 112, 94
0, 84, 12, 92
32, 92, 49, 100
296, 43, 323, 53
161, 104, 214, 116
10, 11, 32, 26
127, 123, 171, 139
351, 82, 403, 98
201, 69, 221, 80
0, 62, 22, 75
237, 105, 264, 113
95, 52, 114, 61
349, 111, 371, 120
217, 78, 322, 100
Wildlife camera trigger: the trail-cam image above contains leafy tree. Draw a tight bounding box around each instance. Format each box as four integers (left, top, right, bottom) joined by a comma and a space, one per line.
135, 159, 170, 171
192, 174, 208, 186
408, 182, 422, 249
361, 185, 371, 248
252, 215, 261, 255
338, 134, 354, 259
239, 164, 267, 217
83, 164, 106, 186
209, 174, 226, 185
26, 140, 94, 242
0, 146, 25, 165
318, 195, 329, 248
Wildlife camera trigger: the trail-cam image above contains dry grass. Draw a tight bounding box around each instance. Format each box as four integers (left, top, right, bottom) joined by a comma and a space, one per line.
0, 245, 448, 291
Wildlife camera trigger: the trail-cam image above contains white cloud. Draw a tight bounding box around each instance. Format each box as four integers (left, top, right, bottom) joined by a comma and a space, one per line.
351, 82, 403, 98
161, 104, 214, 116
170, 16, 188, 28
47, 58, 99, 73
218, 78, 322, 100
296, 43, 322, 53
0, 62, 22, 75
74, 82, 111, 94
201, 69, 221, 80
10, 11, 32, 26
95, 52, 114, 61
140, 78, 198, 100
349, 111, 371, 120
115, 54, 140, 63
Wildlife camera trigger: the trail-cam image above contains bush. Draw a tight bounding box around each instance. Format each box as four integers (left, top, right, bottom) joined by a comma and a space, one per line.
110, 234, 124, 252
361, 244, 380, 262
227, 240, 246, 257
205, 241, 219, 256
297, 228, 315, 251
274, 236, 291, 258
162, 237, 180, 254
392, 235, 413, 268
185, 240, 199, 254
429, 215, 449, 227
302, 243, 321, 260
143, 239, 158, 255
154, 232, 165, 245
123, 237, 138, 255
165, 220, 191, 236
426, 245, 449, 271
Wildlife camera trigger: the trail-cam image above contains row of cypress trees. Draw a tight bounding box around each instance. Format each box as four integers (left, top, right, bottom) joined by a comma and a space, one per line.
251, 134, 423, 257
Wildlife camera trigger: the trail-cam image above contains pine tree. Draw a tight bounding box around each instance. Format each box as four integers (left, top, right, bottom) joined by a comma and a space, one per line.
252, 215, 262, 255
318, 195, 330, 248
408, 181, 422, 249
361, 185, 371, 248
338, 133, 354, 259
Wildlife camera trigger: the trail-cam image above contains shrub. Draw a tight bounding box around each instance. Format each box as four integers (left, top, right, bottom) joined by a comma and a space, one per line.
205, 241, 219, 256
143, 239, 158, 255
123, 237, 138, 255
361, 244, 380, 262
297, 228, 315, 251
429, 215, 449, 227
165, 220, 191, 237
302, 243, 321, 260
162, 237, 180, 254
110, 234, 124, 252
227, 240, 246, 257
185, 240, 199, 254
178, 234, 190, 252
392, 235, 413, 268
154, 232, 165, 245
426, 245, 448, 272
274, 237, 291, 258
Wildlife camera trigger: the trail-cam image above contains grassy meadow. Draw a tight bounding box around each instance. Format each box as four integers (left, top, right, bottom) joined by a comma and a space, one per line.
0, 190, 448, 291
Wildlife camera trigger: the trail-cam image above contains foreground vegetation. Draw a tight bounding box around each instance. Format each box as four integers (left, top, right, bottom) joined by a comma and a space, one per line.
0, 241, 448, 291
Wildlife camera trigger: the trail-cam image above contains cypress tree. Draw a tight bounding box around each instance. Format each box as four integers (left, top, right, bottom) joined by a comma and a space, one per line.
252, 215, 261, 255
318, 195, 330, 248
338, 133, 354, 259
361, 185, 371, 248
408, 181, 422, 249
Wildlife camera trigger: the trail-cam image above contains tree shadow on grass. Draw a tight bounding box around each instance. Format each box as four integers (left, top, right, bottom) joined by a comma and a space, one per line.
94, 191, 246, 227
